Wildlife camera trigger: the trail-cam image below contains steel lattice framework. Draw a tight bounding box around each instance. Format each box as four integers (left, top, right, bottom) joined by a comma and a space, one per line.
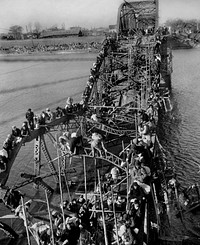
117, 0, 159, 37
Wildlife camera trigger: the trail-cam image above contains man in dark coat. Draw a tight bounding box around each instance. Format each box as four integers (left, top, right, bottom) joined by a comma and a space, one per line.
25, 108, 34, 130
11, 126, 21, 137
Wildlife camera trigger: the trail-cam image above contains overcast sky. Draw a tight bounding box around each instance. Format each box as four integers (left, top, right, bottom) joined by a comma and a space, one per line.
0, 0, 200, 32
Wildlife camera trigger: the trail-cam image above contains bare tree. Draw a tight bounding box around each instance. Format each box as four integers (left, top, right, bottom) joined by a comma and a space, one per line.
28, 22, 32, 33
9, 25, 23, 40
33, 21, 42, 38
61, 23, 65, 30
165, 18, 200, 35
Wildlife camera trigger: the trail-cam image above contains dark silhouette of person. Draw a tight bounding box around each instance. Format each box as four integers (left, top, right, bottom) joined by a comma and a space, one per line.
25, 108, 34, 130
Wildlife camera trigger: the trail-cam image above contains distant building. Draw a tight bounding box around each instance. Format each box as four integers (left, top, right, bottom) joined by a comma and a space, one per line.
40, 29, 80, 38
91, 27, 109, 36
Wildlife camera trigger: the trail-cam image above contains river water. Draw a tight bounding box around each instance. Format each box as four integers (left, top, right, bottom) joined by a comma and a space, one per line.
158, 48, 200, 188
0, 49, 200, 237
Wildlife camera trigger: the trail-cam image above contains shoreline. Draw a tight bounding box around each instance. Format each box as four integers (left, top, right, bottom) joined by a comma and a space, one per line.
0, 48, 99, 58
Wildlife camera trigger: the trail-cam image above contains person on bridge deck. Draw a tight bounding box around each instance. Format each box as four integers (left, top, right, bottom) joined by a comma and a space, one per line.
21, 121, 30, 137
91, 113, 99, 122
138, 110, 149, 123
126, 139, 145, 164
65, 97, 73, 113
11, 126, 22, 144
138, 121, 152, 147
115, 195, 126, 212
110, 166, 120, 184
14, 199, 33, 226
56, 106, 65, 118
51, 210, 63, 227
129, 159, 151, 193
45, 108, 55, 122
146, 104, 155, 119
69, 132, 83, 155
0, 149, 8, 173
128, 181, 145, 203
59, 131, 71, 153
3, 134, 15, 156
127, 198, 143, 244
154, 36, 162, 53
29, 221, 50, 245
37, 111, 48, 126
0, 157, 6, 173
11, 125, 21, 138
25, 108, 34, 130
77, 195, 86, 208
90, 132, 107, 157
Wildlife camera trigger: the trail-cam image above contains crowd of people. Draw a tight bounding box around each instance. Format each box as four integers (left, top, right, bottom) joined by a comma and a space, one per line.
0, 31, 169, 245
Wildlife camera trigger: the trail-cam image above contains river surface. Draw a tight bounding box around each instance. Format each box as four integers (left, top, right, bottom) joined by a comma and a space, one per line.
158, 48, 200, 188
0, 49, 200, 237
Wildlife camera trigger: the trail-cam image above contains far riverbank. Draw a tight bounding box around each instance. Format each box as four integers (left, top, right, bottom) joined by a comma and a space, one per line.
0, 35, 105, 55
